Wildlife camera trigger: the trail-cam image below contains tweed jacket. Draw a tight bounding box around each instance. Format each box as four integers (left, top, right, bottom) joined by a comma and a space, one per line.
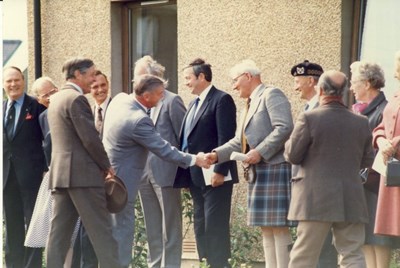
48, 84, 111, 189
215, 84, 293, 164
285, 102, 375, 223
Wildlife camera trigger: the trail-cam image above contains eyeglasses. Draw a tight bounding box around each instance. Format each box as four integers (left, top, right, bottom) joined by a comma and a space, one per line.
232, 73, 246, 85
39, 88, 58, 99
350, 79, 364, 85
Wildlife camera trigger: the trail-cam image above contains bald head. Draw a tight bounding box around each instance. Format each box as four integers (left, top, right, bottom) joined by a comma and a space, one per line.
317, 70, 348, 97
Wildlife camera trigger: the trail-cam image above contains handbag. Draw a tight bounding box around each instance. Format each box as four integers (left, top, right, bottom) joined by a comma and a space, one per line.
242, 163, 257, 183
360, 168, 380, 194
385, 157, 400, 186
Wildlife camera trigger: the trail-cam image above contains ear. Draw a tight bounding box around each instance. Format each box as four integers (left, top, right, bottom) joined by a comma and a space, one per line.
365, 80, 372, 90
73, 69, 82, 79
198, 72, 205, 81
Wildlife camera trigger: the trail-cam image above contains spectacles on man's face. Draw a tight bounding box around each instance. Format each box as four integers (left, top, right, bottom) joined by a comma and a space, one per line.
232, 73, 246, 85
39, 88, 58, 99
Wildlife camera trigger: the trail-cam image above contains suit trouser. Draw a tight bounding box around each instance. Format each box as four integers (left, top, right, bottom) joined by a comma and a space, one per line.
139, 167, 182, 268
3, 164, 42, 268
190, 183, 233, 268
289, 221, 366, 268
111, 183, 139, 267
46, 187, 121, 268
316, 230, 338, 268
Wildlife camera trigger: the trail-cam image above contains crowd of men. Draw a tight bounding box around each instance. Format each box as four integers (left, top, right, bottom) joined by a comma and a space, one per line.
3, 55, 393, 268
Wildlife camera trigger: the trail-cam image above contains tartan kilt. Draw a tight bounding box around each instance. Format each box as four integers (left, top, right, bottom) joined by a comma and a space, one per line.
247, 161, 296, 227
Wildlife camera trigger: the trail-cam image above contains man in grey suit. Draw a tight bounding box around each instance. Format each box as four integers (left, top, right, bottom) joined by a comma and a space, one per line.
135, 56, 186, 268
102, 74, 210, 267
285, 70, 374, 268
291, 60, 338, 268
46, 58, 120, 267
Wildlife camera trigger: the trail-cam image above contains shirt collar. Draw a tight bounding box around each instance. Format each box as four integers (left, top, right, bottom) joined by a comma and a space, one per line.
307, 94, 319, 108
249, 83, 263, 100
197, 84, 213, 102
66, 82, 84, 95
8, 93, 25, 107
95, 96, 110, 110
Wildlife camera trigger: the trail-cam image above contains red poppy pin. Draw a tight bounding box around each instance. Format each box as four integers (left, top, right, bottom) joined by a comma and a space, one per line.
25, 113, 33, 120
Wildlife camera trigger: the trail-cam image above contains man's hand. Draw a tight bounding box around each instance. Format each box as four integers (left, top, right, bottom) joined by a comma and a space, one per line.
243, 149, 261, 164
195, 152, 211, 168
204, 152, 218, 164
211, 173, 224, 187
105, 167, 116, 180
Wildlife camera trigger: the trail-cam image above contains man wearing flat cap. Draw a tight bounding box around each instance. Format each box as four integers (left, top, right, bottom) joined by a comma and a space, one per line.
290, 60, 338, 268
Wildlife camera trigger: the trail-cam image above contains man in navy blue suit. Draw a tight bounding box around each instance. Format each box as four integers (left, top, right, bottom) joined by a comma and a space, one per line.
3, 66, 46, 268
174, 58, 238, 268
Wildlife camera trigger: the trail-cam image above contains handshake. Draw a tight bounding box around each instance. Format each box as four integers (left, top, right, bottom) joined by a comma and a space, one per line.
194, 152, 218, 168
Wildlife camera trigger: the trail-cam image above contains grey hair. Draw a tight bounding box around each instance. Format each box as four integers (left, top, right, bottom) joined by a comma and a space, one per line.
318, 70, 348, 97
350, 61, 385, 89
62, 58, 94, 80
30, 76, 58, 96
134, 74, 168, 96
229, 59, 261, 78
134, 55, 165, 78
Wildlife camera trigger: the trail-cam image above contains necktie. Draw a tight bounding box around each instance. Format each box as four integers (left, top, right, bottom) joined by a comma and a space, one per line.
6, 101, 16, 140
241, 98, 251, 153
95, 107, 103, 133
146, 108, 151, 117
304, 103, 309, 111
182, 97, 200, 152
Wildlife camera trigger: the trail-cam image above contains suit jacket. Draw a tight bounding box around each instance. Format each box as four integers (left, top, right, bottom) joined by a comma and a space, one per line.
48, 84, 111, 189
285, 102, 374, 223
215, 84, 293, 165
174, 86, 238, 188
39, 110, 52, 167
3, 94, 46, 189
147, 90, 186, 187
102, 93, 192, 199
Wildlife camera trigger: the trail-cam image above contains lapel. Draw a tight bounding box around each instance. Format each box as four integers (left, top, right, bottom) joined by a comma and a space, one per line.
244, 84, 266, 129
362, 91, 385, 116
152, 97, 164, 125
13, 94, 32, 139
3, 100, 7, 125
189, 86, 215, 134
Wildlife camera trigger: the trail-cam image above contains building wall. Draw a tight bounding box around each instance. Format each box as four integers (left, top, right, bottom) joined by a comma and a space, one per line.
177, 0, 343, 117
27, 0, 112, 91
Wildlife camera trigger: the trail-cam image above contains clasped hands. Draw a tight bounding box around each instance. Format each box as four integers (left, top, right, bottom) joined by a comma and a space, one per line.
203, 149, 262, 165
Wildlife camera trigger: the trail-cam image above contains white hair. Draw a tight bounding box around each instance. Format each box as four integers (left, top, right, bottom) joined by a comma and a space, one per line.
229, 59, 261, 78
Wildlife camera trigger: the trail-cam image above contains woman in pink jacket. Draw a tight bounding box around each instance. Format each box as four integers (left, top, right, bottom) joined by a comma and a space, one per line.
372, 51, 400, 241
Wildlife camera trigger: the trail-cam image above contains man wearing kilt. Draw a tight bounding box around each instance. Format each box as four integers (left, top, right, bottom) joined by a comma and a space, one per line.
207, 59, 295, 268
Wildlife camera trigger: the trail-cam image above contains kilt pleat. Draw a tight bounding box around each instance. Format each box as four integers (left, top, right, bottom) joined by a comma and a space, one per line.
247, 161, 296, 227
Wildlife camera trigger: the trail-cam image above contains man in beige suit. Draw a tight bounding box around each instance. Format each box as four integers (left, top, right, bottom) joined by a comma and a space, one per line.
285, 70, 374, 268
46, 58, 120, 267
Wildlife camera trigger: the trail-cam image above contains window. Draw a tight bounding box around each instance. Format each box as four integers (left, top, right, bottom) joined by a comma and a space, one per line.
121, 1, 177, 93
351, 0, 400, 99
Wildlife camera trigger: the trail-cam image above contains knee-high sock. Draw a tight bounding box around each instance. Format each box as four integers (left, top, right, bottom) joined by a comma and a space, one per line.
274, 230, 292, 268
262, 230, 277, 268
